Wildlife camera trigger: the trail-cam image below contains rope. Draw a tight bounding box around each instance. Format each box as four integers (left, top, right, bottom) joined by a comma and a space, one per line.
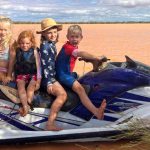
82, 61, 86, 76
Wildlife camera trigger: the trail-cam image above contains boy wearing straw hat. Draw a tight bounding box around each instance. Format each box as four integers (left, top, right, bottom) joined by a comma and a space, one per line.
37, 18, 67, 131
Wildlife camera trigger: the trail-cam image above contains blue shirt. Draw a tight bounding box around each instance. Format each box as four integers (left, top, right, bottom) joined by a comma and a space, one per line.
39, 40, 57, 86
56, 42, 78, 88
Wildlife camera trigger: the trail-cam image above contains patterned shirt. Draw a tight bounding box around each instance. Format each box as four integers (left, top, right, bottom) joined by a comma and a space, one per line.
39, 40, 57, 85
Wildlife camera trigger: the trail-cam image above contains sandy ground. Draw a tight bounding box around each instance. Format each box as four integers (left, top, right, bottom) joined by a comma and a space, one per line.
12, 23, 150, 75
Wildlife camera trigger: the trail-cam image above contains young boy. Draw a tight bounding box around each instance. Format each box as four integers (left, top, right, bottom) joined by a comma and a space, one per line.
56, 25, 106, 120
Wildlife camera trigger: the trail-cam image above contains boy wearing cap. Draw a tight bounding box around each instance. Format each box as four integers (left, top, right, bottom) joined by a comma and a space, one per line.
37, 18, 67, 131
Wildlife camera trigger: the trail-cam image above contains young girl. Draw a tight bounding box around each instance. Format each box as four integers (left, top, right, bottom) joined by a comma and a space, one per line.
0, 16, 14, 83
37, 18, 67, 131
12, 30, 41, 117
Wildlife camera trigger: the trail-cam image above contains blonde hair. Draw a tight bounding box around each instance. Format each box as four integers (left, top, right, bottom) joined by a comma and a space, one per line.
17, 30, 36, 49
67, 25, 83, 37
0, 16, 12, 49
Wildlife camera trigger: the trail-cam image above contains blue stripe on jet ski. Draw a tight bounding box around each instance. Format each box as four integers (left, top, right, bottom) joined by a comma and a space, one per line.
119, 92, 150, 102
31, 118, 47, 125
56, 119, 81, 126
93, 115, 118, 122
28, 111, 83, 126
9, 112, 19, 116
31, 117, 81, 126
105, 99, 140, 114
103, 115, 118, 121
70, 90, 148, 121
0, 113, 36, 131
32, 117, 81, 126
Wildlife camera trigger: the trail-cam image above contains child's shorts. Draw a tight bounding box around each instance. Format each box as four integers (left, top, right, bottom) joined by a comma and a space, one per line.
16, 74, 37, 83
57, 72, 78, 88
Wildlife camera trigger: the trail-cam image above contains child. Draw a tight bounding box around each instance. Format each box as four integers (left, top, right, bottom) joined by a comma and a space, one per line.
37, 18, 67, 131
0, 16, 14, 83
56, 25, 107, 120
13, 30, 41, 117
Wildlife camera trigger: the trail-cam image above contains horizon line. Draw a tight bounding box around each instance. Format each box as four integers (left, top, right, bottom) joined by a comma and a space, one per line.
14, 21, 150, 24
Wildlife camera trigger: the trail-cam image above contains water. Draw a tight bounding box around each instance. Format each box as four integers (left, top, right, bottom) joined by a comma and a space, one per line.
0, 141, 149, 150
0, 11, 149, 150
0, 0, 150, 22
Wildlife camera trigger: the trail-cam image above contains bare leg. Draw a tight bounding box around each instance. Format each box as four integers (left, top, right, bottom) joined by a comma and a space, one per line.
97, 99, 107, 119
72, 81, 106, 119
46, 82, 67, 131
17, 80, 30, 117
0, 72, 6, 82
27, 80, 36, 104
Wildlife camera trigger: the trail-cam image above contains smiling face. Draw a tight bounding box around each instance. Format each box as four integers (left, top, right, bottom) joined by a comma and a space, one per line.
0, 22, 11, 42
42, 27, 58, 42
19, 37, 32, 51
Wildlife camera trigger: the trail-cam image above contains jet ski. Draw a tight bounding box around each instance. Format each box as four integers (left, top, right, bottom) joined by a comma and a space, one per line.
0, 56, 149, 144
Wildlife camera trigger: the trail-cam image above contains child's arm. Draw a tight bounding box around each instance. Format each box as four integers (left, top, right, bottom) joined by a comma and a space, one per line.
34, 49, 41, 91
64, 43, 98, 60
76, 50, 99, 61
3, 43, 16, 84
75, 50, 105, 71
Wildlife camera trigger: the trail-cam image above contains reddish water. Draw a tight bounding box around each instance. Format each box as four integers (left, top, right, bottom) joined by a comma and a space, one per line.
0, 141, 149, 150
1, 23, 149, 150
13, 23, 150, 76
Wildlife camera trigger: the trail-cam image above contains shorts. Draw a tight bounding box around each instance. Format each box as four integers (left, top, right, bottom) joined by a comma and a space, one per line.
41, 77, 57, 90
16, 74, 37, 83
57, 72, 78, 88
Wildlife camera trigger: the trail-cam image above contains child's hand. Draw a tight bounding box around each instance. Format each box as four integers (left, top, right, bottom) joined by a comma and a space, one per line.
99, 55, 109, 62
78, 57, 92, 63
2, 76, 13, 85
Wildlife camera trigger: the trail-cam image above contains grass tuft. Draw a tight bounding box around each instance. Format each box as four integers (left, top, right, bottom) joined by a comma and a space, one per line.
116, 119, 150, 149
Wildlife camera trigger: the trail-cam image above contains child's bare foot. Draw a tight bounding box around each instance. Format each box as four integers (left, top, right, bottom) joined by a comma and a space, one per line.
18, 106, 24, 116
23, 105, 30, 116
46, 123, 63, 131
96, 99, 107, 120
18, 105, 30, 117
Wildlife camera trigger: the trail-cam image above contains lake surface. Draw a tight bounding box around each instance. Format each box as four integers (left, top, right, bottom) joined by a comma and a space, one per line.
0, 141, 149, 150
0, 23, 149, 150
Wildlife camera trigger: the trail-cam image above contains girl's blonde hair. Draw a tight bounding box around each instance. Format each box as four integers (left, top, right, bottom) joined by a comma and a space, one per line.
17, 30, 36, 49
67, 25, 83, 37
0, 16, 12, 49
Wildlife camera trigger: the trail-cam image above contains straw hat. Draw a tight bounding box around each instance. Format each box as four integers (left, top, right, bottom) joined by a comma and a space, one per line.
37, 18, 62, 34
